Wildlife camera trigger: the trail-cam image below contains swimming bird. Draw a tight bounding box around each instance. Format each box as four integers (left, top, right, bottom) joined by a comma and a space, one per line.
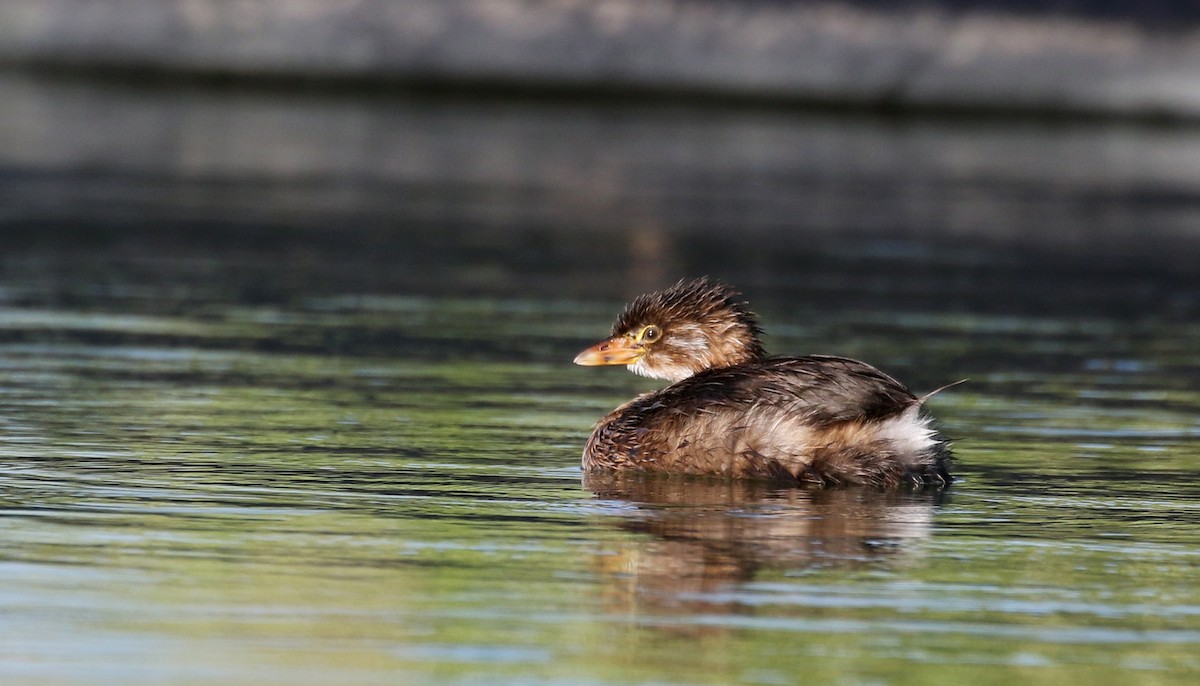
574, 278, 955, 488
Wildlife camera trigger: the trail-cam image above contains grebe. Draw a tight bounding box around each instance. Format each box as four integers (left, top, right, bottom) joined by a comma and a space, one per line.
574, 278, 955, 488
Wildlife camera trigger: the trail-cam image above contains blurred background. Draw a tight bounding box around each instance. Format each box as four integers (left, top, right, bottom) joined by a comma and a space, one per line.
3, 2, 1200, 685
2, 0, 1199, 315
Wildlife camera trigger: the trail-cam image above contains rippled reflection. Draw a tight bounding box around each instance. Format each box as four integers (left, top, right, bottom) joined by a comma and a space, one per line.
2, 73, 1200, 685
585, 474, 939, 613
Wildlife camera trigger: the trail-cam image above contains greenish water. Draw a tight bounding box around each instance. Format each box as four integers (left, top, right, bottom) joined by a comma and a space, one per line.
2, 74, 1200, 684
1, 286, 1198, 685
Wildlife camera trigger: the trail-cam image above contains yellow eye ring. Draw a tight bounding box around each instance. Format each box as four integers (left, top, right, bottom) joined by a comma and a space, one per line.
637, 325, 661, 343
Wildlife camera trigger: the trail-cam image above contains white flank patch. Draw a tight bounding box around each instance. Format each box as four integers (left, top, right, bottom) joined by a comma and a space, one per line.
873, 406, 938, 456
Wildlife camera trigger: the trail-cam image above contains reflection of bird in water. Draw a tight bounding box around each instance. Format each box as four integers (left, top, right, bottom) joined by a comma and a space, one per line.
575, 278, 958, 487
585, 474, 939, 618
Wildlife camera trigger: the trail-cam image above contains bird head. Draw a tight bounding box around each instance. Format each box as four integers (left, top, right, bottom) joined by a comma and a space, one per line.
574, 277, 766, 382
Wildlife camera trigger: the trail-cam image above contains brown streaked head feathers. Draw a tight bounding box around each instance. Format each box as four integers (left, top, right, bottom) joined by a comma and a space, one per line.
575, 277, 766, 382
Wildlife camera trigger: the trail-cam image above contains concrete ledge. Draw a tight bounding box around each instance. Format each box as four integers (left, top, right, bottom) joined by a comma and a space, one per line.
3, 0, 1200, 119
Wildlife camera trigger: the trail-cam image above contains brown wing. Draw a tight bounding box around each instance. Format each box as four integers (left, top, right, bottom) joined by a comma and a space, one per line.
740, 355, 917, 424
652, 354, 917, 427
583, 355, 921, 476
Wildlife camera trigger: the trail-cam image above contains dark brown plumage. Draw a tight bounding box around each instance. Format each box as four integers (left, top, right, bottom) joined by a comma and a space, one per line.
574, 278, 954, 488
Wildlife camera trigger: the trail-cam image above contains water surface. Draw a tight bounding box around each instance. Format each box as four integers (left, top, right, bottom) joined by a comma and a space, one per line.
1, 76, 1199, 685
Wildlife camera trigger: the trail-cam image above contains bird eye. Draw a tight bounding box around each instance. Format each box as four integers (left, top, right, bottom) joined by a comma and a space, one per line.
639, 325, 661, 343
